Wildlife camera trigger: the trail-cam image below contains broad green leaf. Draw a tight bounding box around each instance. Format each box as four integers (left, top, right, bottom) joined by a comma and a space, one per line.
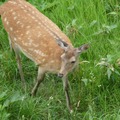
81, 78, 88, 86
89, 20, 97, 27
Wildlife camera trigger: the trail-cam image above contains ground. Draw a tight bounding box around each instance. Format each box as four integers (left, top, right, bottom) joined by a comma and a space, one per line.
0, 0, 120, 120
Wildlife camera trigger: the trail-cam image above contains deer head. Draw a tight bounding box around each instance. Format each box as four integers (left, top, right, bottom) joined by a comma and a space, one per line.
56, 38, 89, 78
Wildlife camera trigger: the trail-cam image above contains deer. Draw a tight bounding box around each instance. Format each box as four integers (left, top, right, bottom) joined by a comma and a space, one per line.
0, 0, 89, 112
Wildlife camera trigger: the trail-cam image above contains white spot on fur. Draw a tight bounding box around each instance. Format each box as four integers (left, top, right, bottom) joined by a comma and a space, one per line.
50, 60, 54, 63
37, 33, 41, 37
26, 31, 30, 35
24, 10, 27, 13
24, 5, 27, 8
38, 22, 41, 25
14, 37, 17, 41
20, 34, 23, 36
18, 37, 21, 40
22, 41, 31, 46
26, 26, 31, 29
28, 37, 32, 40
42, 58, 45, 62
20, 6, 24, 9
21, 24, 24, 28
32, 16, 35, 19
34, 50, 46, 57
16, 21, 20, 24
10, 27, 13, 31
14, 16, 17, 20
12, 12, 16, 15
10, 9, 13, 12
8, 1, 16, 4
4, 18, 7, 22
6, 21, 9, 25
32, 11, 35, 14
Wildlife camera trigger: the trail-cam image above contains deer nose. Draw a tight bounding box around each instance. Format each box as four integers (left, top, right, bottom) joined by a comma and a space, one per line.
58, 73, 64, 78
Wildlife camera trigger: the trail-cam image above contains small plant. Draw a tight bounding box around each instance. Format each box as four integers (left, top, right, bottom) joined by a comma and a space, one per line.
93, 24, 117, 35
96, 55, 120, 80
65, 19, 82, 38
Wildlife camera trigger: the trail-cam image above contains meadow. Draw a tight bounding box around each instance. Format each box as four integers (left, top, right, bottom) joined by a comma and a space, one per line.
0, 0, 120, 119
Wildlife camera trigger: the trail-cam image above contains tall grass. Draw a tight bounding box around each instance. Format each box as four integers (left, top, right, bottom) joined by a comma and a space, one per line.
0, 0, 120, 119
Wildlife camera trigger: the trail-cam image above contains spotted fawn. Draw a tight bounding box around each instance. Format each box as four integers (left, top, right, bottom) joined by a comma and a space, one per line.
0, 0, 89, 112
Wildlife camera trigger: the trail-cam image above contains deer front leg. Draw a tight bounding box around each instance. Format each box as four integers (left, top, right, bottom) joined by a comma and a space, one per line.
31, 67, 45, 96
62, 77, 72, 112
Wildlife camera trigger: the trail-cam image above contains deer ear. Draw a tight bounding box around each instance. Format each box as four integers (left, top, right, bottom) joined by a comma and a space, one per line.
56, 38, 69, 51
76, 44, 89, 53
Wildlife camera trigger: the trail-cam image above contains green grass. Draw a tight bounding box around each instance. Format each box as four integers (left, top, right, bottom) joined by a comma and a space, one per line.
0, 0, 120, 119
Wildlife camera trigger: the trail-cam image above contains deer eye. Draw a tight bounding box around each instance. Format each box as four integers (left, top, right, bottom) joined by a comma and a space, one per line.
71, 61, 76, 64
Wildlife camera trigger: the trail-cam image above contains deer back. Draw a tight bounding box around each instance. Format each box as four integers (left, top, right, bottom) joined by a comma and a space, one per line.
0, 0, 73, 71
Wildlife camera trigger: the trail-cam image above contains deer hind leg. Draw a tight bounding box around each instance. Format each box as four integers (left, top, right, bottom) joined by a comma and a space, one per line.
62, 77, 72, 112
31, 67, 45, 96
8, 35, 13, 52
15, 48, 26, 90
9, 36, 26, 90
